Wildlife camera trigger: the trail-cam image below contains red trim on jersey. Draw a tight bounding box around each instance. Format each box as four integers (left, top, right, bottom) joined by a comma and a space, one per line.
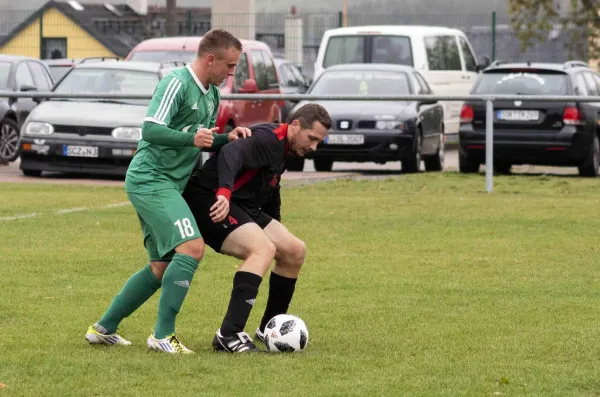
233, 169, 259, 191
216, 187, 231, 201
274, 124, 287, 141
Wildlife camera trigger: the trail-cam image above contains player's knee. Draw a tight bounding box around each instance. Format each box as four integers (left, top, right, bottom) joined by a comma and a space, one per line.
177, 239, 205, 262
250, 239, 276, 263
286, 238, 306, 269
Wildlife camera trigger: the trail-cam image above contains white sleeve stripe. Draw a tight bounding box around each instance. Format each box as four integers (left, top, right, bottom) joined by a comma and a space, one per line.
143, 117, 166, 125
156, 80, 182, 122
153, 78, 179, 120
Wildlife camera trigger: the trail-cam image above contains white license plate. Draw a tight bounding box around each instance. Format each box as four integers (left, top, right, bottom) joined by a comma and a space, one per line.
325, 134, 365, 145
63, 145, 99, 158
497, 110, 539, 121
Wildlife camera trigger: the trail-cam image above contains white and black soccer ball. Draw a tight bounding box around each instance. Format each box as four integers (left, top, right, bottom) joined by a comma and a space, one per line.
263, 314, 309, 353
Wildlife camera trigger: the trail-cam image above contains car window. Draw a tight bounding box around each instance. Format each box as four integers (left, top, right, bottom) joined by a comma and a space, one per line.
250, 50, 269, 90
261, 51, 279, 88
234, 52, 249, 90
0, 62, 11, 89
372, 35, 413, 66
15, 62, 34, 88
424, 35, 462, 71
323, 36, 365, 68
413, 72, 432, 94
48, 65, 72, 81
474, 71, 569, 95
27, 61, 51, 90
575, 73, 589, 96
592, 73, 600, 93
459, 36, 477, 72
289, 64, 306, 85
128, 50, 196, 63
582, 72, 599, 96
53, 67, 159, 104
310, 70, 410, 96
280, 64, 298, 87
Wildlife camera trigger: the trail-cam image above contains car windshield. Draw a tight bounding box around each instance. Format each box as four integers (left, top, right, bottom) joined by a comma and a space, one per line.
323, 35, 413, 68
53, 68, 159, 105
0, 62, 11, 89
474, 71, 569, 95
310, 70, 411, 96
129, 50, 196, 63
48, 65, 72, 81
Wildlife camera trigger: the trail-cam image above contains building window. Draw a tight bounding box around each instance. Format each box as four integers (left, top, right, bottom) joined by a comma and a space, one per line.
42, 38, 67, 60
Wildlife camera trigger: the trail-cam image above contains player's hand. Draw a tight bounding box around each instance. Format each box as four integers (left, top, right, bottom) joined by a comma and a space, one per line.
194, 127, 218, 148
227, 126, 251, 142
210, 195, 230, 223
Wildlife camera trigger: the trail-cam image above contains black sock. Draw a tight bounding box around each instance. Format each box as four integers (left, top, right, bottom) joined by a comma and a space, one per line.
259, 272, 297, 332
220, 271, 263, 337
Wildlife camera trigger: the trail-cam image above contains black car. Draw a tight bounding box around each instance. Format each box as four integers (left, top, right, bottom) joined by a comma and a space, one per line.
459, 60, 600, 176
289, 64, 444, 172
0, 55, 54, 163
274, 57, 311, 123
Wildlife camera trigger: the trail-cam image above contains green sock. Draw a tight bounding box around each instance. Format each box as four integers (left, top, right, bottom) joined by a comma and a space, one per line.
98, 264, 161, 334
154, 253, 199, 339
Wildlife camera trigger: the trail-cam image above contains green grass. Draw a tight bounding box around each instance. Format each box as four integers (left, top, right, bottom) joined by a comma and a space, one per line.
2, 173, 600, 396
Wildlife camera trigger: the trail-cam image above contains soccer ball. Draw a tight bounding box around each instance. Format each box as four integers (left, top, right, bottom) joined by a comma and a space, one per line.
263, 314, 309, 353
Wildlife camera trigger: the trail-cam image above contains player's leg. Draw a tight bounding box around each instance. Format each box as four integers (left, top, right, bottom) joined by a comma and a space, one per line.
146, 189, 205, 354
255, 218, 307, 341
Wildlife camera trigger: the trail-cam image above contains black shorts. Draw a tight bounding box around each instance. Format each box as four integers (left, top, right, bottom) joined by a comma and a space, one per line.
183, 190, 273, 253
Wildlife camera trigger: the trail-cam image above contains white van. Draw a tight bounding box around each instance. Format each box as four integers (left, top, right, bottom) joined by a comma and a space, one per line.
313, 25, 489, 136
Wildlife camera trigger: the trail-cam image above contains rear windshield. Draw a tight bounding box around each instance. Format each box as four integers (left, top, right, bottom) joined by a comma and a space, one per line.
474, 71, 569, 95
129, 50, 196, 63
323, 35, 413, 68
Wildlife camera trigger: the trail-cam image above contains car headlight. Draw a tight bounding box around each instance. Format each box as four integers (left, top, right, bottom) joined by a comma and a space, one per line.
375, 120, 404, 130
24, 122, 54, 135
112, 127, 142, 141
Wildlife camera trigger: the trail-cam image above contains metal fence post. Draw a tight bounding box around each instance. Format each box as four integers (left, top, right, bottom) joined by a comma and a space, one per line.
485, 99, 494, 193
39, 12, 43, 59
491, 11, 496, 61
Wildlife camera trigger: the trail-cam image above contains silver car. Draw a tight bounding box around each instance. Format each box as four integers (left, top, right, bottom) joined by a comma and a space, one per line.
19, 60, 182, 177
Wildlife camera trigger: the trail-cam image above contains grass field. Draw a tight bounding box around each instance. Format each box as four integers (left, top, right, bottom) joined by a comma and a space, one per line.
2, 172, 600, 396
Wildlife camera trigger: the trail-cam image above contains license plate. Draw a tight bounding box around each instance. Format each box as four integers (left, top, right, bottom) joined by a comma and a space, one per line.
63, 145, 99, 158
497, 110, 539, 121
325, 134, 365, 145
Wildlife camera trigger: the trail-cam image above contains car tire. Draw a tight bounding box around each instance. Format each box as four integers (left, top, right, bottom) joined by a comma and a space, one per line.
402, 132, 422, 173
314, 158, 333, 172
22, 169, 42, 177
286, 157, 305, 171
424, 133, 444, 172
0, 118, 21, 163
578, 134, 600, 177
458, 150, 480, 173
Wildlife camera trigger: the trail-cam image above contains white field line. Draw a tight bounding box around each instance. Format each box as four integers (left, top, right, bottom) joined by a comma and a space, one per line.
0, 201, 131, 222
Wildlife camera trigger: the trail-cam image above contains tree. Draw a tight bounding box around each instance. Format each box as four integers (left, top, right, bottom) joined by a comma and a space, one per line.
508, 0, 600, 61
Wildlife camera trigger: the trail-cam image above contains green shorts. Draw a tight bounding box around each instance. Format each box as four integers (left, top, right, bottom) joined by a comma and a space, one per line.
127, 189, 202, 261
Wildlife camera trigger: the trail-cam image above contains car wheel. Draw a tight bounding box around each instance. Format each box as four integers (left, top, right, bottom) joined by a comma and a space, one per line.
424, 133, 444, 172
402, 132, 422, 173
0, 118, 21, 162
22, 169, 42, 177
578, 134, 600, 177
286, 157, 305, 171
458, 150, 480, 173
314, 158, 333, 172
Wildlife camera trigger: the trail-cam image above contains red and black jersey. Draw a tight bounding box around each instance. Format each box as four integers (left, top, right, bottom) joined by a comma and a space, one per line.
185, 123, 291, 221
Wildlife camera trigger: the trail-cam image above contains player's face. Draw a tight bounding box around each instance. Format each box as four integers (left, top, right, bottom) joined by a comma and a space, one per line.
208, 48, 241, 86
290, 120, 329, 157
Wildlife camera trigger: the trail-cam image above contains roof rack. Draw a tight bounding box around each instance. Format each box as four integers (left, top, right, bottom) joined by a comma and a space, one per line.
79, 56, 120, 64
159, 60, 187, 68
563, 60, 588, 69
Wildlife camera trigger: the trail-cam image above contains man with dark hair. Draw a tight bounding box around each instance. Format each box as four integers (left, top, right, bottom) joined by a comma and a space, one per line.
182, 103, 332, 353
85, 29, 250, 354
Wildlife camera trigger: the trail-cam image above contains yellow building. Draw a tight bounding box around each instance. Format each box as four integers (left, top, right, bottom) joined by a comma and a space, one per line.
0, 0, 145, 60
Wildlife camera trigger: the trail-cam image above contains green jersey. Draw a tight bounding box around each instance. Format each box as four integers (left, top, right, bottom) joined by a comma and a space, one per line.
125, 65, 224, 193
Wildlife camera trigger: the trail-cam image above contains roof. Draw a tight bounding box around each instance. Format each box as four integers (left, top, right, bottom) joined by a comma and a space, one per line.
129, 36, 271, 53
323, 63, 416, 72
484, 61, 592, 73
0, 1, 147, 58
74, 60, 172, 72
0, 54, 40, 63
323, 25, 467, 36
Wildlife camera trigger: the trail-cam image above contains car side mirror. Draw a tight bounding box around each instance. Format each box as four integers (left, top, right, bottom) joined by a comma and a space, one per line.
20, 84, 37, 92
237, 79, 258, 94
476, 56, 491, 72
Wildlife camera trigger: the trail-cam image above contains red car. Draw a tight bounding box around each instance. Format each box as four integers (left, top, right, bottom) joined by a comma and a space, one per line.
126, 37, 284, 133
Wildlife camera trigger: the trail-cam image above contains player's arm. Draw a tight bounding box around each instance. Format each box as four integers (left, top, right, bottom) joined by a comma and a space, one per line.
142, 75, 194, 147
261, 187, 281, 221
214, 130, 278, 201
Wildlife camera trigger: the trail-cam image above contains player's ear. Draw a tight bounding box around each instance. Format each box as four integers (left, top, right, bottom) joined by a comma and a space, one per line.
206, 53, 215, 65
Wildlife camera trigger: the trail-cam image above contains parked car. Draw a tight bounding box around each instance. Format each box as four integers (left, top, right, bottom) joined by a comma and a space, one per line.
289, 63, 444, 172
19, 60, 181, 177
313, 25, 488, 138
459, 60, 600, 177
126, 36, 284, 133
0, 54, 54, 163
274, 57, 311, 123
43, 57, 120, 81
